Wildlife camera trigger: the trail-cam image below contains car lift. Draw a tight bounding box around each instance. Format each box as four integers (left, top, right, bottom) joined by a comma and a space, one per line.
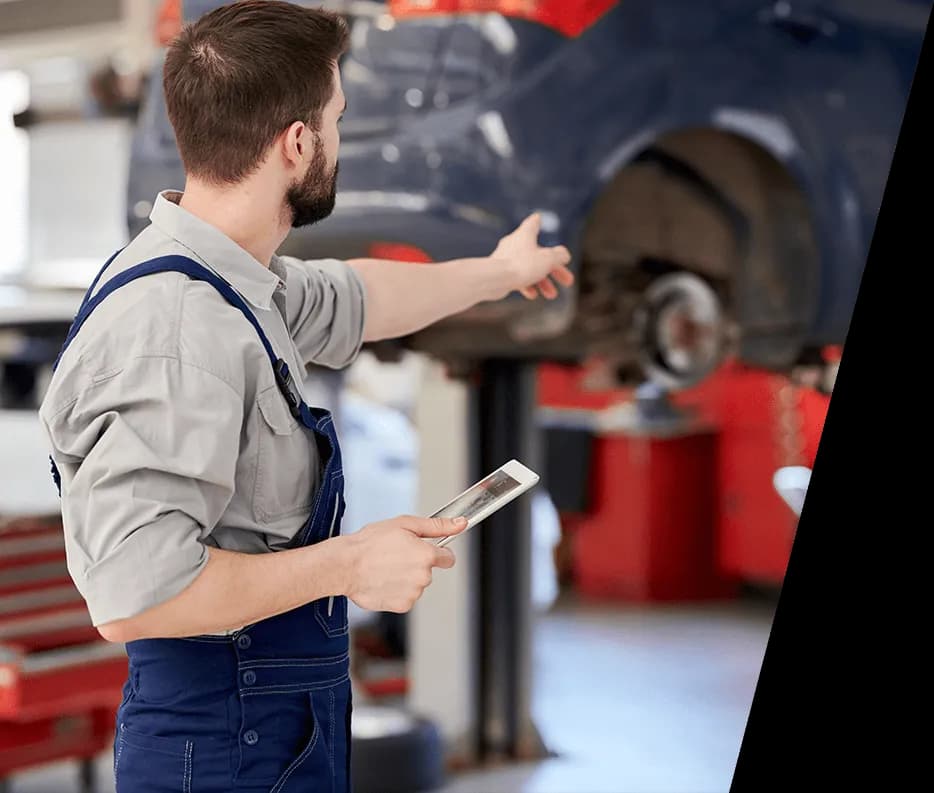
408, 357, 547, 772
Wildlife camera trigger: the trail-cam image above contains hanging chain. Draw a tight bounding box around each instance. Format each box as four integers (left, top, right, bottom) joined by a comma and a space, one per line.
776, 378, 805, 470
775, 376, 807, 538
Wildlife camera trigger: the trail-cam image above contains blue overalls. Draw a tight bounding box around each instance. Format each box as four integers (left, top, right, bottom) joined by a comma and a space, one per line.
50, 254, 353, 792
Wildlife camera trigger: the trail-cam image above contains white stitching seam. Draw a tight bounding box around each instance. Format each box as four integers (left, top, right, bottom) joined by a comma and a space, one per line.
328, 689, 336, 785
240, 674, 350, 697
114, 728, 125, 777
325, 497, 341, 618
183, 740, 193, 793
270, 721, 319, 793
314, 600, 349, 637
240, 652, 349, 669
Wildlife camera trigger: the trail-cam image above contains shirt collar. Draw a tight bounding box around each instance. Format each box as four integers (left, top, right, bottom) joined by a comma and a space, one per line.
148, 190, 284, 310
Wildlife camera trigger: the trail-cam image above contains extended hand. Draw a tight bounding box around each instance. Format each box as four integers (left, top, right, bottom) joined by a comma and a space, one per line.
492, 212, 575, 300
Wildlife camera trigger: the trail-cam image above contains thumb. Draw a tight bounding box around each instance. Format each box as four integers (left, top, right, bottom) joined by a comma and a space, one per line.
432, 547, 457, 569
515, 211, 541, 240
412, 516, 469, 538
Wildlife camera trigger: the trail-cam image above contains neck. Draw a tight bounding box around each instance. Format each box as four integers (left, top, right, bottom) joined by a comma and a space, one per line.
178, 177, 290, 267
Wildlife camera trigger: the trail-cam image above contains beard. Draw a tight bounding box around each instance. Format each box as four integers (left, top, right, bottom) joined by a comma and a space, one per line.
285, 145, 338, 229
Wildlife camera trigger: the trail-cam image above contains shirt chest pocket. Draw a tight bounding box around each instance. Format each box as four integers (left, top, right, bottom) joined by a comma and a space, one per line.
252, 385, 317, 523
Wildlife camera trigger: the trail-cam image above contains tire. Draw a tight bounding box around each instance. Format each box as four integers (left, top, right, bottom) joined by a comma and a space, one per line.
351, 706, 446, 793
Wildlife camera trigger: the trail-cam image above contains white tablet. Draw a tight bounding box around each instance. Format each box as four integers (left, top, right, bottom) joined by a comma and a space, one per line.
430, 459, 540, 548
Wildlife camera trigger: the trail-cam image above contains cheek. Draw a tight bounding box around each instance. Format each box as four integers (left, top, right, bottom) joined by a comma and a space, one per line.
328, 131, 341, 168
327, 126, 340, 165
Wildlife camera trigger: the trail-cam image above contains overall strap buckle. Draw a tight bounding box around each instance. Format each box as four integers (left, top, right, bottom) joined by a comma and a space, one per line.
274, 359, 303, 420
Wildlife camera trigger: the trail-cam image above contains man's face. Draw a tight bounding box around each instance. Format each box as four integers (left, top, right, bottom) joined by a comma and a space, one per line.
286, 64, 344, 229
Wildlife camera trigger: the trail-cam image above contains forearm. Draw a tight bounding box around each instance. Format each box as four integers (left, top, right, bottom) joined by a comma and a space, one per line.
97, 538, 355, 642
347, 256, 514, 342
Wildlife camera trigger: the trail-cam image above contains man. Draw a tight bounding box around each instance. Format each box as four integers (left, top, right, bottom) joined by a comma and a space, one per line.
38, 2, 573, 791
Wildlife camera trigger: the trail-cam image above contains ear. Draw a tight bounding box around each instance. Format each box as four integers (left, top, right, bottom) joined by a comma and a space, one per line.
282, 120, 308, 169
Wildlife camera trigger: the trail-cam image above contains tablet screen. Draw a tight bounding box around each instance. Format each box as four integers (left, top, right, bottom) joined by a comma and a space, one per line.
431, 469, 522, 522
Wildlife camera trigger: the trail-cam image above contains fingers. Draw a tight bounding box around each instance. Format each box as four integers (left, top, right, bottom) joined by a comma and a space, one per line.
537, 277, 558, 299
517, 252, 573, 300
432, 546, 456, 569
550, 244, 572, 267
534, 270, 573, 300
518, 279, 556, 300
552, 265, 575, 287
531, 247, 572, 288
408, 515, 468, 538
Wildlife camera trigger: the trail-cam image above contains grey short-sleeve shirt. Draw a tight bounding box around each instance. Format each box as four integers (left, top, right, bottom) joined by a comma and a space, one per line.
37, 191, 367, 626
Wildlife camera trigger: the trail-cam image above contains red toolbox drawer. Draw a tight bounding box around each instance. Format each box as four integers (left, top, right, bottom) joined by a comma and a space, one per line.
0, 516, 128, 778
571, 422, 737, 602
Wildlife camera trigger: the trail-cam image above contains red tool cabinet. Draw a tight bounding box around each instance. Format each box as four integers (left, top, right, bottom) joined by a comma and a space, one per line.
0, 516, 127, 784
569, 422, 736, 601
539, 359, 831, 595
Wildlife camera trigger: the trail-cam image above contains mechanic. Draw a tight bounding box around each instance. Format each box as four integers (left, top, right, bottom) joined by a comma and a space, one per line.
37, 2, 573, 792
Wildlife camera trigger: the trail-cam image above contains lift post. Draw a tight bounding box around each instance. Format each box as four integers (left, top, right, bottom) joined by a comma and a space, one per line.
409, 356, 548, 769
474, 359, 545, 762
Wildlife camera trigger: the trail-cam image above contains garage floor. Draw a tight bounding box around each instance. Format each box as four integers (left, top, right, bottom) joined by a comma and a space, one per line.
438, 593, 774, 793
7, 593, 774, 793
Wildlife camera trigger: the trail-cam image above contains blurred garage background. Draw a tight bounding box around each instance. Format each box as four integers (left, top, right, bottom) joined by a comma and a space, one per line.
0, 1, 927, 791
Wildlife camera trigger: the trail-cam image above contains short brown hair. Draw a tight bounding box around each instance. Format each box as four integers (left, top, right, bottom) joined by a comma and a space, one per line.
163, 0, 349, 184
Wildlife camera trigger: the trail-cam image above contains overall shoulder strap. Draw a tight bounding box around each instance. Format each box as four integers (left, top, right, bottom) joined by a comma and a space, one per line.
49, 254, 308, 496
55, 254, 284, 370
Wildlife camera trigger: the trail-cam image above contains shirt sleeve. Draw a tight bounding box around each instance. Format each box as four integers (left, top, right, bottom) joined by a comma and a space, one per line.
40, 355, 244, 626
276, 256, 367, 369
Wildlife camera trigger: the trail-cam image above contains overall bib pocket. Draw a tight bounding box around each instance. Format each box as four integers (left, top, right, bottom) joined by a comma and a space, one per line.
238, 690, 333, 791
269, 693, 323, 793
253, 385, 317, 522
270, 687, 351, 793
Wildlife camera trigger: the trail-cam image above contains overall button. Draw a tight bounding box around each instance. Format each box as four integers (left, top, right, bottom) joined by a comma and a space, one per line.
242, 670, 257, 686
236, 634, 252, 650
243, 729, 259, 746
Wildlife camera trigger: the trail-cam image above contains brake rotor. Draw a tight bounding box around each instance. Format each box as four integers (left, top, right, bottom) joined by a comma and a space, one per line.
634, 271, 726, 390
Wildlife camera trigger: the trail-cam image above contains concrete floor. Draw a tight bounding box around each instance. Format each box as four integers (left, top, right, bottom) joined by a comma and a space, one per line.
439, 594, 774, 793
7, 594, 774, 793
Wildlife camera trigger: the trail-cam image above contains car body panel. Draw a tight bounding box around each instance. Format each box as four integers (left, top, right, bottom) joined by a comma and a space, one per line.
125, 0, 928, 371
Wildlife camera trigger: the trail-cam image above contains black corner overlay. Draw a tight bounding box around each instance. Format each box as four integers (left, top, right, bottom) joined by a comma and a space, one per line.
729, 10, 931, 792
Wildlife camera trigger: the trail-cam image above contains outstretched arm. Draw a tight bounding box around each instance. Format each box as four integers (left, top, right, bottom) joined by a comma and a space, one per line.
347, 213, 574, 343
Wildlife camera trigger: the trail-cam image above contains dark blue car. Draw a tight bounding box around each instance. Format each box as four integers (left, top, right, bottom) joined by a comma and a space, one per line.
127, 0, 929, 387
